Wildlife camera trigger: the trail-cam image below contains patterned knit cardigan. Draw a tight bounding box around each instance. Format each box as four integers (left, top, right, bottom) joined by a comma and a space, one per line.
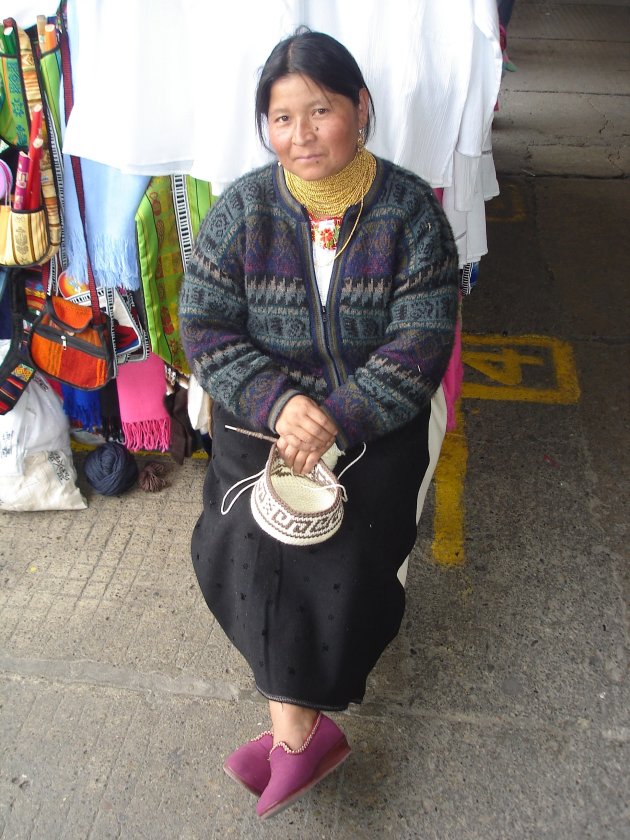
179, 157, 459, 450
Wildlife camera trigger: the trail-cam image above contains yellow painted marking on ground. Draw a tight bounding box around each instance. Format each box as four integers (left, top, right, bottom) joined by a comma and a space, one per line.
432, 400, 467, 567
486, 182, 526, 223
464, 347, 544, 386
431, 334, 580, 565
461, 334, 580, 404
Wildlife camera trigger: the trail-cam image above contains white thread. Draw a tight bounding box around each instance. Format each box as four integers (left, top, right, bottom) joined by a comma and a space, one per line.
337, 442, 367, 486
221, 469, 264, 515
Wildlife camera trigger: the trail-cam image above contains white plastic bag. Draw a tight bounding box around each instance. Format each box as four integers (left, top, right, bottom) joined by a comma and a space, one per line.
0, 348, 86, 511
0, 450, 87, 511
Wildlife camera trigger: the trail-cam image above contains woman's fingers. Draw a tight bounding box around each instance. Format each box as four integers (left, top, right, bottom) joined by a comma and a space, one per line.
300, 403, 337, 438
279, 432, 335, 453
276, 395, 338, 446
297, 415, 335, 445
274, 395, 339, 473
300, 449, 323, 474
276, 437, 330, 475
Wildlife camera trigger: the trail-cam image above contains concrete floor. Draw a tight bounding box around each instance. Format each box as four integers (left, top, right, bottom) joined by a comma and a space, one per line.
1, 2, 628, 838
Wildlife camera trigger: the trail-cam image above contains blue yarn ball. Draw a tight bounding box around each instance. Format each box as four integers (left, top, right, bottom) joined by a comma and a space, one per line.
84, 442, 138, 496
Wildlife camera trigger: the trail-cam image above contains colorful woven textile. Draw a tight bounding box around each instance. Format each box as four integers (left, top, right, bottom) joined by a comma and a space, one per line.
136, 174, 214, 374
0, 25, 62, 264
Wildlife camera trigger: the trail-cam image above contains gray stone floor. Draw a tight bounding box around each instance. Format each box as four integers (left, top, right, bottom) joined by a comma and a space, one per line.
1, 3, 628, 838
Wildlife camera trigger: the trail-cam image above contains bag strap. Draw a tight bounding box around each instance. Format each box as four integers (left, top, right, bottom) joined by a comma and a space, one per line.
58, 16, 104, 325
0, 268, 36, 414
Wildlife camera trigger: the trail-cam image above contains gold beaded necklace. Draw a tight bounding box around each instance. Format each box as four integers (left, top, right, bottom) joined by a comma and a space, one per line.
283, 147, 376, 218
283, 147, 376, 266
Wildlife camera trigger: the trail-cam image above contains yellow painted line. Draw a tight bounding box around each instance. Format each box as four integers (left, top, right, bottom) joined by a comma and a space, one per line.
461, 334, 580, 404
432, 400, 467, 567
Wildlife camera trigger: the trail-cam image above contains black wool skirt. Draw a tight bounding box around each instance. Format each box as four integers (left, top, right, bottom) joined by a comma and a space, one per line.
191, 402, 430, 711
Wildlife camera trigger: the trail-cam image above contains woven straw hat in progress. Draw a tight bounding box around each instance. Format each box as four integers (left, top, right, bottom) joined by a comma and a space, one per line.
250, 444, 344, 546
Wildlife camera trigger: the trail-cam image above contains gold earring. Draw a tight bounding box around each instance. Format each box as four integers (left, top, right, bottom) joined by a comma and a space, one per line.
357, 127, 365, 149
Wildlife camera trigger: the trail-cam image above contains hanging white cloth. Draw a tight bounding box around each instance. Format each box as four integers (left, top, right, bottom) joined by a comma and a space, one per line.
62, 0, 198, 176
305, 0, 474, 189
442, 127, 500, 267
62, 0, 293, 191
60, 0, 501, 259
61, 1, 501, 184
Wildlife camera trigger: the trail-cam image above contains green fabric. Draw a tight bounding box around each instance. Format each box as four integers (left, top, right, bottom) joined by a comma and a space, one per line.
136, 175, 214, 375
0, 32, 60, 148
39, 50, 62, 138
0, 55, 29, 148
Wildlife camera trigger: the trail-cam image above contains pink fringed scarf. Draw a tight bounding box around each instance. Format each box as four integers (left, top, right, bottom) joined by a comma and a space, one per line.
116, 353, 171, 451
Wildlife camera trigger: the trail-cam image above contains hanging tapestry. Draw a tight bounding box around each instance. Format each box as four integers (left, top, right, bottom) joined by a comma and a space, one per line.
136, 174, 214, 375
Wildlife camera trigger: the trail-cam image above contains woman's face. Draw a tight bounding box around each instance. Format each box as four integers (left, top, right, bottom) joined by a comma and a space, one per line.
267, 73, 369, 181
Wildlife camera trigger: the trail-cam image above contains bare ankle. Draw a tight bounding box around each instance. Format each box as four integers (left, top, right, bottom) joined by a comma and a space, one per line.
268, 702, 318, 750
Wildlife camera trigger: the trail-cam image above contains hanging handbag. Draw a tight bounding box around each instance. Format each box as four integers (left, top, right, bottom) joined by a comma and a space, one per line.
27, 174, 116, 389
27, 26, 115, 390
28, 291, 114, 390
0, 17, 62, 266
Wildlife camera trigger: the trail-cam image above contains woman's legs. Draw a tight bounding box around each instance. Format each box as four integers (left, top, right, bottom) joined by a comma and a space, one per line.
268, 700, 318, 749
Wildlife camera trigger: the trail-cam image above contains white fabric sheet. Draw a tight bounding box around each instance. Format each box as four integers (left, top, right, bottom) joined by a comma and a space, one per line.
59, 0, 501, 258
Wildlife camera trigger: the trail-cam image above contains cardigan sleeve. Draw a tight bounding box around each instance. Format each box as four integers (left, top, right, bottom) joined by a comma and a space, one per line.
178, 197, 298, 431
323, 193, 459, 450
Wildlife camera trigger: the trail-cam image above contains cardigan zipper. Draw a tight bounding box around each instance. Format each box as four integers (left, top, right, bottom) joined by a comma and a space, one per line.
304, 202, 361, 388
320, 304, 342, 386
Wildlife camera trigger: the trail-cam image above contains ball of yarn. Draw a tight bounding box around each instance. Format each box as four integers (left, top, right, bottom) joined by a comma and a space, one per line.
138, 461, 169, 492
84, 441, 138, 496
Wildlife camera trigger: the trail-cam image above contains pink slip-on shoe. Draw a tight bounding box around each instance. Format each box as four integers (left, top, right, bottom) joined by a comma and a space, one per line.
256, 713, 351, 819
223, 731, 273, 795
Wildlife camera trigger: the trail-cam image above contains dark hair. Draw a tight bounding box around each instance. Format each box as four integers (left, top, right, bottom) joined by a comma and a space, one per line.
255, 29, 375, 148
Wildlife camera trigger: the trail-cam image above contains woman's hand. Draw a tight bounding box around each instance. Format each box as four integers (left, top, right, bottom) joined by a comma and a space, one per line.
275, 395, 338, 474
